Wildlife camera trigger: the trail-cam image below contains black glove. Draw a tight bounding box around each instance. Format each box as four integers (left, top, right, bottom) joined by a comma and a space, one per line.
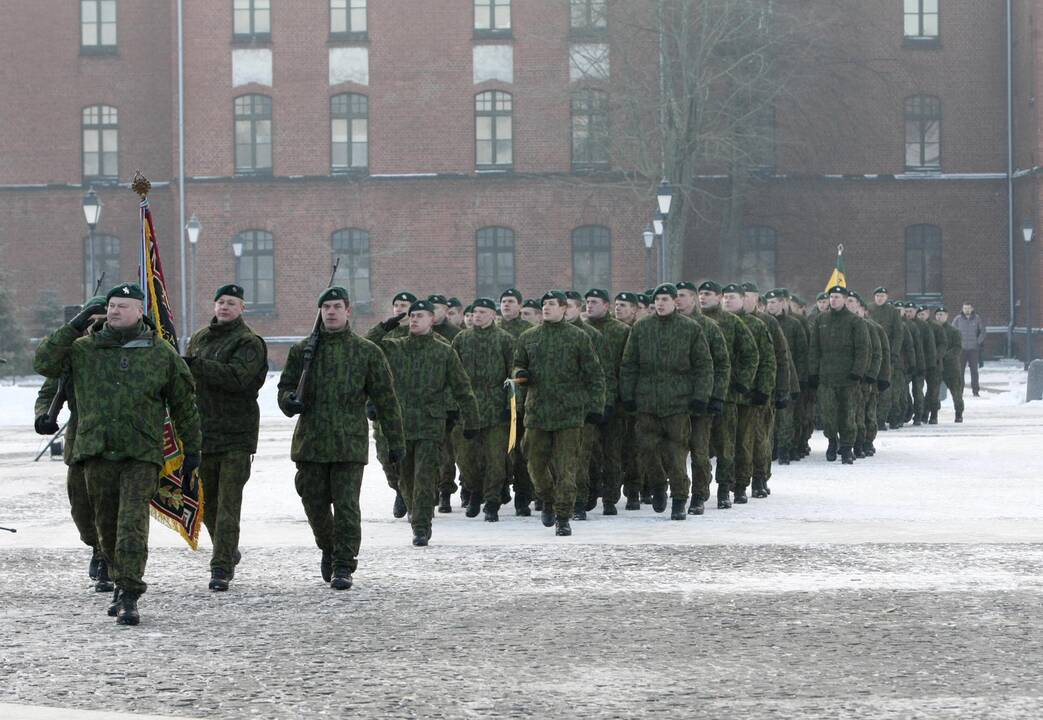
463, 428, 479, 440
282, 395, 304, 417
689, 399, 707, 416
807, 375, 819, 389
69, 300, 107, 332
514, 370, 530, 383
181, 452, 201, 490
847, 373, 862, 383
877, 379, 891, 392
585, 412, 602, 425
388, 447, 405, 464
750, 390, 769, 406
623, 400, 637, 413
380, 313, 406, 332
775, 398, 789, 410
445, 410, 459, 429
707, 398, 724, 416
731, 382, 750, 396
862, 375, 875, 385
34, 414, 59, 435
365, 401, 377, 421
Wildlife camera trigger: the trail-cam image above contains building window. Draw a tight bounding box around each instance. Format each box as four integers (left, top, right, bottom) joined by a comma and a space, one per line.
476, 227, 516, 299
734, 226, 777, 291
474, 0, 511, 34
84, 233, 120, 298
331, 228, 372, 313
235, 230, 275, 310
475, 91, 513, 169
571, 89, 610, 170
235, 94, 273, 174
82, 105, 118, 183
905, 224, 942, 298
905, 95, 941, 171
330, 0, 367, 36
570, 0, 607, 33
904, 0, 938, 41
571, 225, 612, 293
233, 0, 271, 41
81, 0, 117, 52
331, 93, 368, 173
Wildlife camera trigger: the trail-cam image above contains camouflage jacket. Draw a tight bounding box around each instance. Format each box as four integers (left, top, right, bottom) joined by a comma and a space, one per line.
904, 318, 926, 375
754, 309, 797, 399
34, 320, 201, 468
370, 329, 479, 441
928, 320, 948, 371
451, 323, 515, 428
278, 326, 403, 464
869, 302, 904, 363
586, 314, 631, 406
512, 319, 605, 431
619, 312, 714, 417
187, 316, 268, 455
912, 318, 939, 371
868, 319, 892, 384
863, 317, 883, 381
702, 305, 758, 402
681, 309, 731, 403
941, 323, 963, 369
434, 320, 460, 342
807, 307, 870, 388
737, 311, 777, 404
570, 317, 615, 408
900, 321, 921, 375
35, 376, 77, 465
498, 316, 533, 340
776, 312, 809, 388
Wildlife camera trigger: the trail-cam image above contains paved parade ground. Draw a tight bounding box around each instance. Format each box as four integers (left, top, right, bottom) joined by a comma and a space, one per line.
2, 362, 1042, 719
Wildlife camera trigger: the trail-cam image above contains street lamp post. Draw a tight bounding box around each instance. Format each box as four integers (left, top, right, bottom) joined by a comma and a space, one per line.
652, 213, 665, 285
1023, 215, 1035, 369
642, 225, 655, 289
81, 187, 102, 300
656, 179, 673, 282
186, 214, 201, 332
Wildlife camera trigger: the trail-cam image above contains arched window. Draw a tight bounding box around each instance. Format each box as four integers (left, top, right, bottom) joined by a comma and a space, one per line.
234, 230, 275, 310
331, 93, 368, 172
331, 228, 372, 312
571, 225, 611, 293
235, 94, 273, 174
736, 225, 777, 291
905, 95, 941, 171
82, 105, 118, 182
475, 91, 513, 169
476, 227, 516, 299
84, 233, 120, 298
571, 88, 609, 169
905, 224, 942, 298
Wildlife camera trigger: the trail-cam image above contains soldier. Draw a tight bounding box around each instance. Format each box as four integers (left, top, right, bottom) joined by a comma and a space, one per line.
863, 300, 891, 456
33, 296, 111, 591
846, 293, 881, 459
620, 283, 713, 520
34, 282, 201, 625
463, 304, 474, 330
278, 286, 403, 588
584, 288, 631, 515
920, 304, 947, 424
446, 297, 464, 329
807, 285, 870, 464
451, 297, 514, 521
497, 288, 534, 514
520, 298, 542, 325
868, 287, 904, 432
699, 281, 758, 510
184, 283, 268, 591
676, 281, 730, 512
905, 301, 935, 425
369, 299, 479, 546
636, 293, 652, 320
613, 292, 643, 506
789, 294, 815, 460
935, 306, 965, 422
512, 290, 605, 536
891, 302, 919, 428
427, 294, 463, 512
766, 288, 808, 468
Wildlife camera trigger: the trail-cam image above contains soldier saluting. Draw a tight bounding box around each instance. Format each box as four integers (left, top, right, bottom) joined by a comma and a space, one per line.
34, 282, 201, 626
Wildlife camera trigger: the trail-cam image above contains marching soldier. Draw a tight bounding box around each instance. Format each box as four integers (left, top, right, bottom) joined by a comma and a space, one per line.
613, 292, 644, 507
920, 304, 947, 424
789, 294, 815, 459
34, 282, 201, 625
498, 288, 534, 513
766, 289, 808, 467
279, 286, 404, 589
427, 294, 463, 512
868, 287, 904, 431
184, 283, 268, 591
862, 300, 891, 457
520, 298, 542, 325
512, 290, 605, 536
903, 302, 933, 425
935, 306, 965, 422
498, 289, 532, 339
446, 297, 464, 329
846, 293, 881, 459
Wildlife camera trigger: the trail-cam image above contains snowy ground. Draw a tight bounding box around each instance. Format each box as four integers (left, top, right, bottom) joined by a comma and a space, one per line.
1, 362, 1042, 718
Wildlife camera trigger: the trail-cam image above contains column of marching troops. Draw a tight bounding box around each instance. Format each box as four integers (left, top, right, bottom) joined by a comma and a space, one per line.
31, 277, 966, 625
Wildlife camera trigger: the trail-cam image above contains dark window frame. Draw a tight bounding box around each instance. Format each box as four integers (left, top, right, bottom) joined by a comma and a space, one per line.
234, 230, 276, 312
234, 94, 273, 176
475, 90, 514, 170
903, 0, 940, 47
80, 0, 118, 54
904, 94, 941, 172
571, 225, 612, 294
904, 224, 943, 299
82, 104, 119, 184
329, 0, 369, 41
232, 0, 271, 43
331, 228, 372, 313
473, 0, 512, 38
568, 0, 608, 37
570, 88, 610, 171
330, 93, 369, 174
735, 225, 777, 291
83, 233, 121, 299
475, 227, 516, 299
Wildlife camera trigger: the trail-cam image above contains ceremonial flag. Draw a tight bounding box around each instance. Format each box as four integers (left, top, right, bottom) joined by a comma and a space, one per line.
134, 173, 204, 549
504, 379, 519, 453
825, 243, 846, 290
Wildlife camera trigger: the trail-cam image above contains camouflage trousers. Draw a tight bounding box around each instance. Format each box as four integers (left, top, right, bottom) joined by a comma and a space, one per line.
800, 388, 817, 449
925, 368, 942, 413
621, 415, 643, 499
911, 373, 926, 420
635, 414, 692, 501
524, 426, 583, 518
689, 413, 713, 503
853, 383, 869, 446
942, 362, 965, 415
818, 384, 857, 447
439, 426, 458, 495
593, 412, 626, 504
294, 461, 364, 574
864, 385, 879, 444
200, 451, 251, 573
454, 423, 508, 505
735, 404, 769, 492
373, 422, 399, 492
574, 423, 598, 504
887, 368, 908, 426
67, 463, 98, 549
709, 402, 738, 498
775, 400, 795, 454
399, 439, 441, 535
752, 403, 775, 484
84, 458, 161, 595
507, 404, 533, 502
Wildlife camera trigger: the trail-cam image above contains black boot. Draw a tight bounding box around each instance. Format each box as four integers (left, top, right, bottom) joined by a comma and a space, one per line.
651, 486, 668, 513
321, 550, 333, 583
778, 449, 790, 465
483, 502, 500, 522
554, 516, 572, 536
877, 421, 888, 432
229, 549, 242, 581
208, 568, 229, 592
640, 490, 653, 505
733, 487, 748, 504
864, 441, 876, 456
670, 498, 687, 521
392, 491, 407, 519
763, 478, 771, 496
94, 558, 114, 593
116, 592, 140, 626
514, 491, 531, 517
717, 493, 732, 510
89, 547, 101, 580
465, 492, 482, 518
840, 445, 855, 464
854, 443, 866, 459
411, 529, 430, 547
500, 483, 512, 506
460, 487, 471, 508
624, 495, 641, 511
912, 415, 922, 426
603, 502, 617, 515
541, 506, 555, 527
928, 410, 938, 425
437, 491, 452, 513
955, 412, 963, 423
752, 478, 768, 499
572, 501, 587, 521
534, 498, 544, 512
688, 496, 705, 515
331, 569, 353, 590
107, 588, 122, 617
826, 439, 838, 462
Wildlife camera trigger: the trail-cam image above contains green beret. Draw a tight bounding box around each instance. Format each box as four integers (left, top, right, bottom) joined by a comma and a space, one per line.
106, 282, 145, 302
522, 298, 541, 310
410, 299, 436, 314
774, 288, 791, 298
213, 283, 245, 302
917, 304, 929, 312
895, 300, 909, 308
427, 294, 448, 306
584, 288, 609, 301
676, 281, 698, 292
935, 306, 947, 313
764, 289, 786, 300
653, 283, 678, 298
873, 286, 888, 295
644, 288, 656, 297
826, 285, 849, 296
564, 290, 583, 301
721, 283, 743, 295
318, 286, 350, 306
542, 290, 568, 305
614, 291, 638, 304
464, 304, 474, 314
500, 288, 523, 302
698, 280, 722, 294
637, 294, 651, 306
817, 292, 829, 301
741, 281, 759, 293
792, 295, 806, 306
393, 291, 417, 304
447, 297, 463, 308
848, 291, 862, 301
86, 294, 108, 307
472, 297, 496, 311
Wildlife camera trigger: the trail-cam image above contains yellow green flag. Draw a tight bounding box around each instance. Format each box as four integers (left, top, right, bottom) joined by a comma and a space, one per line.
825, 244, 846, 290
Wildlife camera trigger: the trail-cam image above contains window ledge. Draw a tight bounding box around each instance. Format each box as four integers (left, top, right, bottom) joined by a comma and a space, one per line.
328, 31, 369, 45
903, 36, 941, 50
473, 29, 513, 41
232, 34, 272, 46
234, 169, 275, 178
475, 167, 514, 174
79, 45, 119, 57
82, 177, 120, 187
331, 167, 370, 177
903, 166, 942, 175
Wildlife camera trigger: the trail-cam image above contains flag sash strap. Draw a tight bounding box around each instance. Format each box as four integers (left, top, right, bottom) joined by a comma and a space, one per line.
504, 379, 518, 453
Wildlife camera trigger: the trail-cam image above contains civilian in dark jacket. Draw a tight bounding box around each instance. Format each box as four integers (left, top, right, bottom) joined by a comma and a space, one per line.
951, 303, 987, 396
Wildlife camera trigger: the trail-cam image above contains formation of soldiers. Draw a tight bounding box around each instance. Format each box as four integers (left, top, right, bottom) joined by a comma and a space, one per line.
31, 278, 968, 624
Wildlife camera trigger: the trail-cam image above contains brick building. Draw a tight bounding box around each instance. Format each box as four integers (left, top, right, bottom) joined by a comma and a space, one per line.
0, 0, 1039, 360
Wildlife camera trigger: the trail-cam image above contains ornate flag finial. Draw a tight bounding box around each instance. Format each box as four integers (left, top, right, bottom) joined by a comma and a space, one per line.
131, 171, 151, 199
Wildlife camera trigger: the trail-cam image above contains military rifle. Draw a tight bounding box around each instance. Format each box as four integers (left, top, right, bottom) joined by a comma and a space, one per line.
289, 259, 340, 408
